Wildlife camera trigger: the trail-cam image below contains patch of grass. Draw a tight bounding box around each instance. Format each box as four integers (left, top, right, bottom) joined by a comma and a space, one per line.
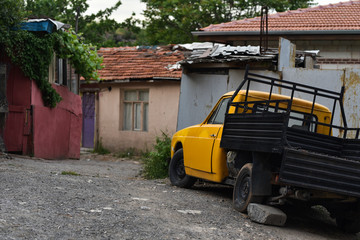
141, 150, 151, 158
143, 132, 171, 179
114, 148, 137, 158
93, 139, 110, 155
61, 171, 81, 176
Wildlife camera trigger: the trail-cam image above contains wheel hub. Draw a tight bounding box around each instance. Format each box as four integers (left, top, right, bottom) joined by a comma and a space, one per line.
175, 159, 186, 179
240, 176, 250, 199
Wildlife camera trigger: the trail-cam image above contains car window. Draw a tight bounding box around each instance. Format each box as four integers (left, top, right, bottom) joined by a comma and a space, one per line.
289, 112, 317, 132
254, 103, 317, 132
207, 98, 230, 124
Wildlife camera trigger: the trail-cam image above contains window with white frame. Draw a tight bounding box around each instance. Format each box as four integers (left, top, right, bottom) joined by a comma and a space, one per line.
56, 58, 68, 86
123, 89, 149, 131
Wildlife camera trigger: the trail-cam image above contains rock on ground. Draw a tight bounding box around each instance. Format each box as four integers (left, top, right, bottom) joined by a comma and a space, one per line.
248, 203, 287, 226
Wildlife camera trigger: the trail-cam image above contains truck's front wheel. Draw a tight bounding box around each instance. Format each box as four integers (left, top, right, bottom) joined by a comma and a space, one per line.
169, 149, 196, 188
233, 163, 263, 213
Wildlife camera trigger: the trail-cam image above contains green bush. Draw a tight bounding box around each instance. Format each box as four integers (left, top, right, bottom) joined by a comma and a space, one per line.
143, 132, 171, 179
93, 139, 110, 155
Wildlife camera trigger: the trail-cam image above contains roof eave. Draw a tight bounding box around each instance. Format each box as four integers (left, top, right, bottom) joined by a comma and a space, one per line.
192, 30, 360, 36
81, 77, 181, 84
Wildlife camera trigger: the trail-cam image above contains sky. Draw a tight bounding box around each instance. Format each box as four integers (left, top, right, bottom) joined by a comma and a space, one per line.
85, 0, 146, 22
85, 0, 348, 23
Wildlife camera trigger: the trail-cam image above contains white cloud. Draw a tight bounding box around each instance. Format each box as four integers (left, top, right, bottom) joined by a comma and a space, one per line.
86, 0, 146, 22
85, 0, 344, 23
315, 0, 343, 6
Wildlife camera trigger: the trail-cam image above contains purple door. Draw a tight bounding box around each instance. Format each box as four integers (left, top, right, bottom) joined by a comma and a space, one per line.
82, 92, 95, 148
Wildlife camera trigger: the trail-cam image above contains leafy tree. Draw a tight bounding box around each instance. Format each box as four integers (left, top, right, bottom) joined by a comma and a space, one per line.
25, 0, 122, 48
0, 0, 25, 28
1, 0, 103, 107
141, 0, 315, 44
25, 0, 67, 20
116, 14, 145, 46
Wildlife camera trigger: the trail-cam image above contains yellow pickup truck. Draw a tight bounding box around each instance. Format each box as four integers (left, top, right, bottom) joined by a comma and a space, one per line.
169, 69, 360, 233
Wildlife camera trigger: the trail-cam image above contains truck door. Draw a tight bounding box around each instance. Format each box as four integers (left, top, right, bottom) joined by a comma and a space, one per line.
185, 97, 230, 173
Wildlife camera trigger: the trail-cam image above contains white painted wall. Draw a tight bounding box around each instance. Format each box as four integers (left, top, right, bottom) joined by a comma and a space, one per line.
178, 68, 360, 137
177, 72, 228, 130
177, 69, 279, 130
234, 39, 360, 70
295, 40, 360, 59
178, 38, 360, 137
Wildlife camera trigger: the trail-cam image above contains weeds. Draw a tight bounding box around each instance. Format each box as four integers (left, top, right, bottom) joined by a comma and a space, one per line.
143, 132, 171, 179
114, 148, 137, 158
93, 139, 110, 155
61, 171, 81, 176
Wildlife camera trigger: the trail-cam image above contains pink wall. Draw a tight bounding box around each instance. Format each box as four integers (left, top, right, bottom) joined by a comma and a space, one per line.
3, 62, 32, 153
2, 54, 82, 159
32, 83, 82, 159
97, 81, 180, 152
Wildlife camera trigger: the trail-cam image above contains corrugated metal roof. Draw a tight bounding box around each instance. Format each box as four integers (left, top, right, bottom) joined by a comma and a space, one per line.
180, 44, 319, 66
181, 44, 277, 65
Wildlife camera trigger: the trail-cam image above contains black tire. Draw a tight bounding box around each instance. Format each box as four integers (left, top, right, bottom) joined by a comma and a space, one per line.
233, 163, 263, 213
327, 201, 360, 233
336, 216, 360, 233
169, 149, 196, 188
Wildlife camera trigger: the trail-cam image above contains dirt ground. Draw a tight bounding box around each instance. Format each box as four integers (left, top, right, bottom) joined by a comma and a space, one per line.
0, 152, 359, 240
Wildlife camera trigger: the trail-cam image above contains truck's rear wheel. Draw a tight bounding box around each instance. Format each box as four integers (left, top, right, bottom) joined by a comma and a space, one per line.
233, 163, 263, 213
336, 216, 360, 233
169, 149, 196, 188
327, 202, 360, 233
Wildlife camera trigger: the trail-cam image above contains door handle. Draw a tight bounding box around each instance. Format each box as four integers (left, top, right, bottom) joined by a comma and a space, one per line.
210, 134, 216, 138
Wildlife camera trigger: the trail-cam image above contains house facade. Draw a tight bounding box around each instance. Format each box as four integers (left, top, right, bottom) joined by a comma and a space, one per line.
80, 46, 185, 152
193, 1, 360, 70
177, 39, 360, 139
0, 19, 82, 159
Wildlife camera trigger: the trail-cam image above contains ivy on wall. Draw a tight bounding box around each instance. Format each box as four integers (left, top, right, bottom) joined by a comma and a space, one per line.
0, 28, 103, 108
54, 29, 103, 82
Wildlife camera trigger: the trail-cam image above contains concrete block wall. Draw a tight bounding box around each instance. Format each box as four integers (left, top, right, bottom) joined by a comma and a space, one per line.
234, 39, 360, 70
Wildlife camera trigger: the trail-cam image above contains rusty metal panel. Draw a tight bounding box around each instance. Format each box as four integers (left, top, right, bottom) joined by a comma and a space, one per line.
343, 69, 360, 138
282, 68, 360, 138
282, 68, 345, 137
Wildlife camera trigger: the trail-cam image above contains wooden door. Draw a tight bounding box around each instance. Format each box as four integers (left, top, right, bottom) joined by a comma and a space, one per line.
82, 92, 95, 148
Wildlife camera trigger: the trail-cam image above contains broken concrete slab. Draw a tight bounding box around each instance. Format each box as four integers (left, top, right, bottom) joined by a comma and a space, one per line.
247, 203, 287, 226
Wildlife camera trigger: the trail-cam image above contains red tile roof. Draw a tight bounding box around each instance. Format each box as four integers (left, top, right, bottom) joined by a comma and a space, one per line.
201, 1, 360, 32
97, 46, 185, 81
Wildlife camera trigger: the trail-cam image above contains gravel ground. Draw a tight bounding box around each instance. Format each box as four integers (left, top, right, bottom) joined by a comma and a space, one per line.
0, 152, 359, 240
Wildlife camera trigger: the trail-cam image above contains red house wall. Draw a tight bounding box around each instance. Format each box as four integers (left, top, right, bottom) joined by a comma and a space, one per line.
2, 56, 82, 159
32, 83, 82, 159
3, 63, 32, 153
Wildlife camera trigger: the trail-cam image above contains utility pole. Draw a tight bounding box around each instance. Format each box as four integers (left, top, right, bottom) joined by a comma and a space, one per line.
260, 6, 268, 54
